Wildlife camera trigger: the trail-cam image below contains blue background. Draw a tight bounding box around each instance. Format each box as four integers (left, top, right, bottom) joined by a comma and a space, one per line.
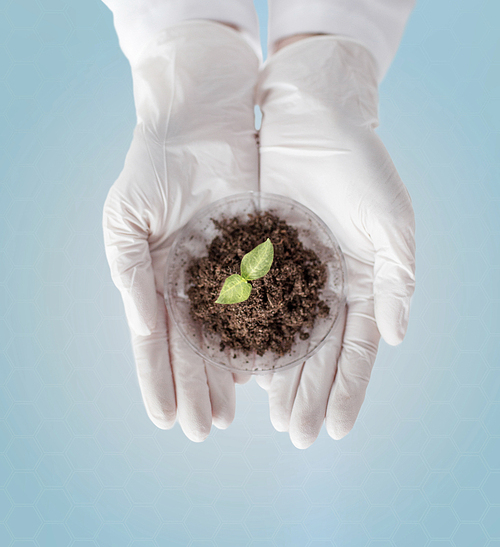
1, 0, 499, 545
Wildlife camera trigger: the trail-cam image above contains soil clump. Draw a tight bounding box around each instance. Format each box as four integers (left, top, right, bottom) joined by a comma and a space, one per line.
187, 212, 330, 356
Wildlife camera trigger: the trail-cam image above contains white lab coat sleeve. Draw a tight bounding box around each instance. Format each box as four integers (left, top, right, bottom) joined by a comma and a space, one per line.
102, 0, 261, 66
268, 0, 416, 82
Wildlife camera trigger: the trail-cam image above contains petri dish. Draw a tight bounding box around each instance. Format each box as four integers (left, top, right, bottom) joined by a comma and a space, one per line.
164, 191, 346, 374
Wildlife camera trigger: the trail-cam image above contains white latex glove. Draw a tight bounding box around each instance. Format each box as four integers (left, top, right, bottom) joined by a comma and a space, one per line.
103, 21, 259, 441
255, 36, 416, 448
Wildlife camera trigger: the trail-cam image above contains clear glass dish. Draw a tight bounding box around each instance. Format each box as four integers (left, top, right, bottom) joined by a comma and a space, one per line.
164, 192, 346, 374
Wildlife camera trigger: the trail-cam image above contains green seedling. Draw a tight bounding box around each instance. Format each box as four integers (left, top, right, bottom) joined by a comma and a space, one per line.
215, 238, 274, 304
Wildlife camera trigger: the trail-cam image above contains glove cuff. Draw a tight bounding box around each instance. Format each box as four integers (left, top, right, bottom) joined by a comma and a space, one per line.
257, 35, 379, 131
131, 20, 260, 139
107, 0, 262, 67
134, 19, 260, 70
267, 0, 416, 82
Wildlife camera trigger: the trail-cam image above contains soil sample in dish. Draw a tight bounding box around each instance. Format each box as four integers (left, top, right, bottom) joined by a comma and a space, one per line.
187, 211, 330, 357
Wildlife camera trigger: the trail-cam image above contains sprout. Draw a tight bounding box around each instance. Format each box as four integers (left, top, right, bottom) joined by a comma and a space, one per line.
215, 238, 274, 304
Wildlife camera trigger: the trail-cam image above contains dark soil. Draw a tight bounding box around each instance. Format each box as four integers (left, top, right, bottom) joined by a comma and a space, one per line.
186, 212, 330, 357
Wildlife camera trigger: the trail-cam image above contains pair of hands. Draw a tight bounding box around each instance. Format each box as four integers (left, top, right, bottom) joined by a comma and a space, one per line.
103, 21, 415, 448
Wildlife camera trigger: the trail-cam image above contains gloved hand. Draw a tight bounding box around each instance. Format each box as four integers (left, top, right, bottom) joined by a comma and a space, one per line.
255, 36, 416, 448
103, 21, 259, 441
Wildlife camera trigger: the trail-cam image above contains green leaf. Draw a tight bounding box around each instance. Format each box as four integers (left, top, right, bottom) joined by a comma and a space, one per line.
240, 238, 274, 281
215, 274, 252, 304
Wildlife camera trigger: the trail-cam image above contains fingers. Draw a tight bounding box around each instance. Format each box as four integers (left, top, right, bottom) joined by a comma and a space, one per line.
256, 305, 345, 448
167, 313, 213, 442
103, 186, 157, 336
288, 304, 346, 449
130, 294, 176, 429
133, 295, 237, 439
233, 372, 253, 385
231, 350, 256, 385
167, 314, 238, 440
255, 373, 273, 390
326, 299, 380, 440
206, 364, 236, 429
371, 189, 416, 346
266, 363, 304, 433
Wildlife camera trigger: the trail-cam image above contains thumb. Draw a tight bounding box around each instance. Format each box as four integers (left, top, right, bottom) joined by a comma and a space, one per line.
372, 201, 416, 346
103, 186, 157, 336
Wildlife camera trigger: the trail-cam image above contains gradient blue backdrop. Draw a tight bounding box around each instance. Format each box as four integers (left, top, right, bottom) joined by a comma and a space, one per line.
1, 0, 499, 545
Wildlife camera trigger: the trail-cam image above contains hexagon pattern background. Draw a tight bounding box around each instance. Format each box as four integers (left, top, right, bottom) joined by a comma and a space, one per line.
1, 0, 499, 545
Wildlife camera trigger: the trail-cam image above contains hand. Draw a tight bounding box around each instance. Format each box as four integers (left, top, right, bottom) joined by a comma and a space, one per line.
103, 21, 259, 441
255, 36, 416, 448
